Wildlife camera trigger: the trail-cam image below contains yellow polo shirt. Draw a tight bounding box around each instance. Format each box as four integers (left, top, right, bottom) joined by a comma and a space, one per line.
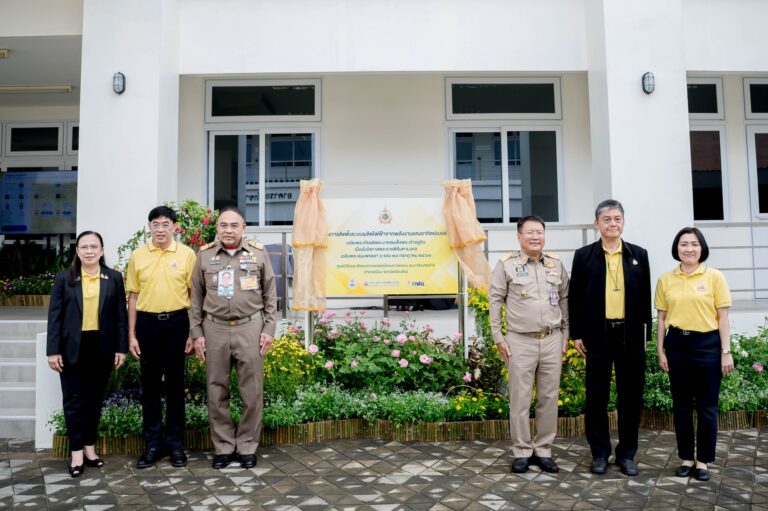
81, 269, 100, 331
655, 264, 731, 332
125, 240, 197, 313
604, 241, 625, 319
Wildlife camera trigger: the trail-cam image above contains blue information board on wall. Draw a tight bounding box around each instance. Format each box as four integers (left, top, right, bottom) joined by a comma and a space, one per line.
0, 171, 77, 234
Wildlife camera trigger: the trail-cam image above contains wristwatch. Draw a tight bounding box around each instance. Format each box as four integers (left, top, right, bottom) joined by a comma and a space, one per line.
721, 349, 731, 355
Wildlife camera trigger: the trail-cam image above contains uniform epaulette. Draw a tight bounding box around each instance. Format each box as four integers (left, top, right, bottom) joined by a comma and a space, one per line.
500, 250, 519, 262
199, 241, 216, 251
248, 240, 264, 250
544, 252, 560, 260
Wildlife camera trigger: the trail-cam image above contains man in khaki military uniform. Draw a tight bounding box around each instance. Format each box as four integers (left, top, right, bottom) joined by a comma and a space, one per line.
489, 215, 569, 474
190, 206, 277, 469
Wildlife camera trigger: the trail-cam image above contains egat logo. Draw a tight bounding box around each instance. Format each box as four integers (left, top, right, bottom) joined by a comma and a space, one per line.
409, 281, 425, 287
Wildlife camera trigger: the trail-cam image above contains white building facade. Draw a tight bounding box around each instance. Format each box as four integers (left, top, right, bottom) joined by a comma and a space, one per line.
2, 0, 768, 306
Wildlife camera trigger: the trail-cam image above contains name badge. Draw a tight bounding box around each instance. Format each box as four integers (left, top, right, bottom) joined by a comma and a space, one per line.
240, 275, 259, 291
549, 287, 559, 306
217, 269, 234, 297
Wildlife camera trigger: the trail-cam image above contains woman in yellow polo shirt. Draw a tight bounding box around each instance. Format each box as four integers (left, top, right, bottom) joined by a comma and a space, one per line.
655, 227, 734, 482
47, 231, 127, 477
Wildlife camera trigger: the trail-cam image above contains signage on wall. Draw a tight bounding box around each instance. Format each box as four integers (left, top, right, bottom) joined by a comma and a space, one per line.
325, 198, 458, 295
0, 171, 77, 234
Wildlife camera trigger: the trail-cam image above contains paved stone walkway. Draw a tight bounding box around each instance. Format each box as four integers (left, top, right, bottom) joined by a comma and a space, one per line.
1, 429, 766, 510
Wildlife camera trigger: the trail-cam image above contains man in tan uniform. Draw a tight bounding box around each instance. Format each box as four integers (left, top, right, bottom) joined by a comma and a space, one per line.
190, 206, 277, 469
489, 215, 569, 474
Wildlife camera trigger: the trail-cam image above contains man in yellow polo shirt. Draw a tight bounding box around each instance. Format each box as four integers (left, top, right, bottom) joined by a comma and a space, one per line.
569, 199, 652, 476
126, 206, 197, 469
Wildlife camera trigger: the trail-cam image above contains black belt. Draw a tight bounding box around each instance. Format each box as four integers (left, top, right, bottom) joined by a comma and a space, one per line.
668, 326, 715, 337
138, 309, 187, 321
606, 319, 625, 328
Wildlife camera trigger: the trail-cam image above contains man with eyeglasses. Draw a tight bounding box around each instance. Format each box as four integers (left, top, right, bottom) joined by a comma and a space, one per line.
489, 215, 569, 474
126, 205, 197, 469
189, 206, 277, 469
569, 199, 651, 476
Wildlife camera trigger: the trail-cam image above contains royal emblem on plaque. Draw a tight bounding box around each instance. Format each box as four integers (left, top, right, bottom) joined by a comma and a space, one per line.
379, 206, 392, 224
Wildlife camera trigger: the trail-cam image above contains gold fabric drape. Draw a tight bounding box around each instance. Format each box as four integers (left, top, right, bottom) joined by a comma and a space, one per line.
442, 179, 491, 291
291, 179, 328, 311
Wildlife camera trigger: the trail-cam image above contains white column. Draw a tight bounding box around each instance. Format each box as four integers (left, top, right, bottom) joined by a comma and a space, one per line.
585, 0, 693, 280
77, 0, 180, 261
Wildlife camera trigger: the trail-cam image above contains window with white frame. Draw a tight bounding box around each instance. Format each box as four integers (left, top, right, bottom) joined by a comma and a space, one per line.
205, 80, 321, 226
745, 78, 768, 120
687, 78, 727, 221
447, 78, 562, 224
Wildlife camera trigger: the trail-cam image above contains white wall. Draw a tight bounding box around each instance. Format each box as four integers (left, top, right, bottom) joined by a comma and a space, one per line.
683, 0, 768, 72
178, 0, 587, 74
0, 0, 83, 36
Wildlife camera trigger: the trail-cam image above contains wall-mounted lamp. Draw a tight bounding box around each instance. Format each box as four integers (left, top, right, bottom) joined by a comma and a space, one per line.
0, 49, 9, 59
112, 72, 126, 95
642, 72, 655, 94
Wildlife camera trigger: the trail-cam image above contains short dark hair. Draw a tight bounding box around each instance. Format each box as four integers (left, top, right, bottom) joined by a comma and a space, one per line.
671, 227, 709, 263
148, 205, 177, 223
516, 215, 546, 233
218, 205, 246, 223
594, 199, 624, 219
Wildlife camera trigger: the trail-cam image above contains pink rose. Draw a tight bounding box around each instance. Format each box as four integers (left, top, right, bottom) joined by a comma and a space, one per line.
463, 372, 472, 383
327, 311, 337, 318
381, 318, 390, 326
399, 359, 409, 368
396, 334, 407, 344
391, 350, 401, 357
373, 336, 381, 343
325, 361, 334, 369
350, 359, 359, 368
453, 331, 463, 339
425, 324, 434, 333
383, 339, 391, 345
754, 362, 764, 373
319, 317, 329, 325
408, 335, 416, 341
344, 318, 351, 324
308, 344, 319, 355
419, 354, 432, 365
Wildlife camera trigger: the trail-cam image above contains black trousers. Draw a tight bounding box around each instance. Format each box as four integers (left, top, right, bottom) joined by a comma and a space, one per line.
60, 331, 114, 452
584, 322, 646, 461
666, 328, 721, 463
136, 311, 189, 450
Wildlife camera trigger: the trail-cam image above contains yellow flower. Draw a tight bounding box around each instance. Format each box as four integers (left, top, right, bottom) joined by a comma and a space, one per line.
558, 399, 563, 406
472, 397, 477, 402
455, 405, 462, 411
498, 408, 503, 413
564, 397, 571, 403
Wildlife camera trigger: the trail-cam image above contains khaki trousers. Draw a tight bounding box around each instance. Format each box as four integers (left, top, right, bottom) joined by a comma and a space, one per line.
506, 330, 563, 458
203, 315, 264, 455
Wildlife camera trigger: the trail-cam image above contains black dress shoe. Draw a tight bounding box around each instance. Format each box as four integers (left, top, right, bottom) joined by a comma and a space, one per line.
170, 449, 187, 467
212, 453, 235, 469
239, 454, 256, 469
511, 457, 530, 473
68, 462, 84, 478
83, 456, 104, 468
534, 456, 560, 473
590, 457, 608, 474
675, 464, 694, 477
136, 447, 167, 469
616, 458, 639, 476
693, 467, 710, 481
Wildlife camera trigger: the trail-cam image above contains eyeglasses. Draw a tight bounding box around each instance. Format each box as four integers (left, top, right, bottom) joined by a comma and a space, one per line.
77, 244, 101, 251
150, 222, 173, 230
218, 222, 241, 230
521, 230, 545, 237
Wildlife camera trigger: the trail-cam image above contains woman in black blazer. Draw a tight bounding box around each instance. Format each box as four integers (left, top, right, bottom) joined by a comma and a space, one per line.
47, 231, 128, 477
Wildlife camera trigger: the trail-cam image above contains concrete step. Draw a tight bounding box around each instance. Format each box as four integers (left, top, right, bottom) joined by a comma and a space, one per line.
0, 339, 36, 358
0, 383, 35, 408
0, 320, 47, 340
0, 407, 35, 440
0, 357, 35, 384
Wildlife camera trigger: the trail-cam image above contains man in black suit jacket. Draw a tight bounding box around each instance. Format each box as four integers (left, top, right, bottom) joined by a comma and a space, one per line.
569, 199, 651, 476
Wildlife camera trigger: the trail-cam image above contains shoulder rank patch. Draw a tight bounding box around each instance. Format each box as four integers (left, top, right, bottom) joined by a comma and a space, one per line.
544, 252, 560, 260
199, 241, 216, 251
500, 250, 519, 262
248, 240, 265, 250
